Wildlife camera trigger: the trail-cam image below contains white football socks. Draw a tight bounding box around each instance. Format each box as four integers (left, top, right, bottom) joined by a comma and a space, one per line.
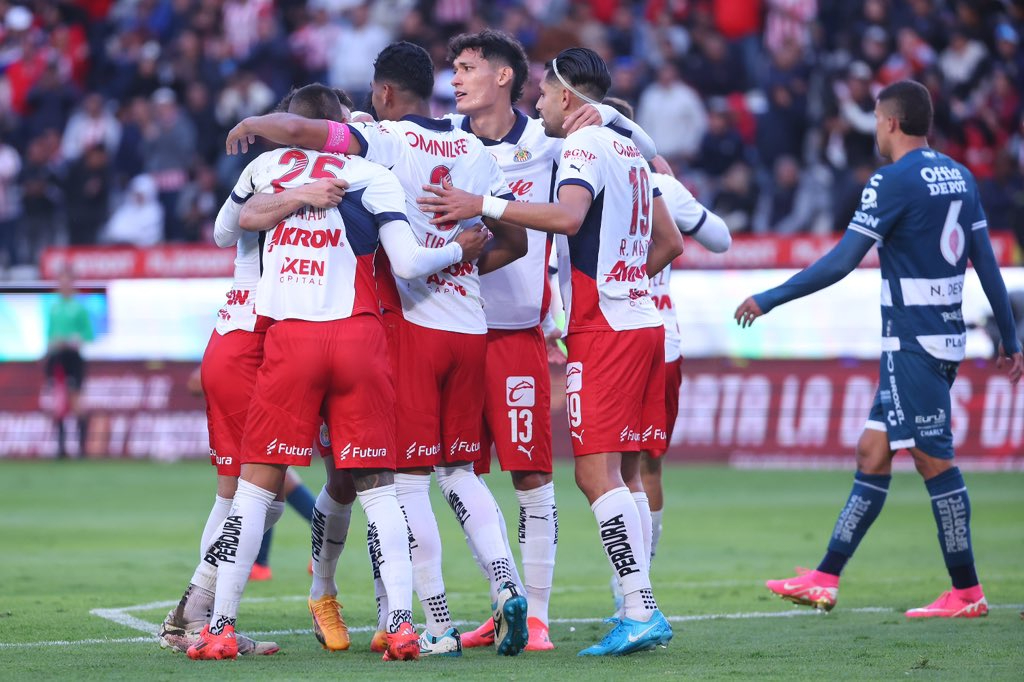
632, 491, 653, 573
190, 495, 233, 595
395, 473, 451, 636
591, 486, 657, 622
358, 483, 413, 634
516, 482, 557, 625
436, 464, 514, 603
650, 509, 663, 562
209, 480, 276, 633
309, 485, 353, 601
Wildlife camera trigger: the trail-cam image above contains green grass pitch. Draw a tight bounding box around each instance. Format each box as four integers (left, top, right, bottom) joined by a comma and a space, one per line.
1, 460, 1022, 679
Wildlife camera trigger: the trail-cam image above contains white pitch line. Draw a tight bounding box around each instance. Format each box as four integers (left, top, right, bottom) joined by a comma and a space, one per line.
1, 602, 1018, 651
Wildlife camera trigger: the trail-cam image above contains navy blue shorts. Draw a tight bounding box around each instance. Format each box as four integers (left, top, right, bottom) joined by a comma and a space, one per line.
866, 350, 959, 459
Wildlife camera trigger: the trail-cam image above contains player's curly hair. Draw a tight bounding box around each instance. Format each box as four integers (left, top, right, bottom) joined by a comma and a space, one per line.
374, 41, 434, 101
545, 47, 611, 101
877, 80, 932, 137
448, 29, 529, 104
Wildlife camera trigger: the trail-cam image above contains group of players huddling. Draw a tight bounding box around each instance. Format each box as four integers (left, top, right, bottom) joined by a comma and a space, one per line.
155, 28, 1022, 663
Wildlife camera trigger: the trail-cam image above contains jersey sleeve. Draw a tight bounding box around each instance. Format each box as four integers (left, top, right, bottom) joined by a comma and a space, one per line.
356, 167, 410, 226
846, 168, 903, 242
234, 158, 258, 200
348, 121, 403, 169
655, 173, 706, 233
967, 181, 989, 233
556, 129, 604, 200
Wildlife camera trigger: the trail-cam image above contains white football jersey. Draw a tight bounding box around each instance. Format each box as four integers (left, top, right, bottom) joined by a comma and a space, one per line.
350, 116, 513, 334
447, 111, 561, 330
556, 125, 663, 333
214, 162, 261, 335
651, 172, 721, 361
248, 147, 408, 322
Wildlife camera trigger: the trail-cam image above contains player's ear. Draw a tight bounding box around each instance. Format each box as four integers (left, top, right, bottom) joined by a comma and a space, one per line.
497, 65, 513, 88
560, 86, 571, 111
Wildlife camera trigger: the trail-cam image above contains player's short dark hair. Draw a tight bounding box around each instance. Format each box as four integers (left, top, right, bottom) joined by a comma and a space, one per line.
877, 80, 932, 137
286, 83, 344, 121
374, 41, 434, 101
602, 96, 634, 120
544, 47, 611, 100
448, 29, 529, 103
333, 88, 354, 111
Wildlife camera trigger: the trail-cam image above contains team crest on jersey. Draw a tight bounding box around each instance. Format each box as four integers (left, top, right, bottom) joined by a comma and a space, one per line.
939, 200, 965, 266
513, 145, 532, 163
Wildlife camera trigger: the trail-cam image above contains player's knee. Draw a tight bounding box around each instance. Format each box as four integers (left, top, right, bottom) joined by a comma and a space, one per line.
640, 452, 662, 475
855, 433, 891, 475
326, 470, 357, 504
910, 448, 953, 479
512, 470, 551, 491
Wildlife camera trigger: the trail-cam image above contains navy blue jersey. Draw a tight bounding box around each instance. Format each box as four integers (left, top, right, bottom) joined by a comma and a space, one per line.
847, 148, 987, 362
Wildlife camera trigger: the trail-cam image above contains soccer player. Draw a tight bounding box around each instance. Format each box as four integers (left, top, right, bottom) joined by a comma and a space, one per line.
186, 83, 483, 662
160, 89, 363, 657
734, 80, 1023, 618
418, 47, 683, 655
44, 269, 93, 459
226, 43, 533, 657
600, 98, 734, 611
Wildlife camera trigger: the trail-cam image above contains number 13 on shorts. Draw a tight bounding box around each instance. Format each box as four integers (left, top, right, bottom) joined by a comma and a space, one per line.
506, 375, 535, 443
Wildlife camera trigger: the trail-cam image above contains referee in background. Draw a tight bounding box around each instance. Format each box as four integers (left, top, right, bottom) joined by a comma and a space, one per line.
45, 269, 94, 459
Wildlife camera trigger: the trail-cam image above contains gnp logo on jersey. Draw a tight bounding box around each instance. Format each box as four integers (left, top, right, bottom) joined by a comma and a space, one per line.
506, 376, 536, 407
563, 148, 597, 167
565, 362, 583, 394
939, 200, 965, 266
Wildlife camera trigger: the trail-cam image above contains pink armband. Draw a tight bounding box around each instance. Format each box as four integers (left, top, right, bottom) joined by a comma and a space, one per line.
322, 120, 350, 154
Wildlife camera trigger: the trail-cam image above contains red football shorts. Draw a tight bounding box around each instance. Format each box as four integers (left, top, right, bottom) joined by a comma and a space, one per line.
241, 315, 397, 470
648, 357, 683, 459
477, 325, 553, 475
201, 328, 265, 476
564, 326, 667, 457
384, 311, 486, 469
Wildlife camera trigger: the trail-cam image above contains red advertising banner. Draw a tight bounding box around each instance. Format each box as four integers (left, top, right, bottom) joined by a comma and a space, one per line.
40, 245, 237, 280
3, 359, 1021, 469
673, 233, 1020, 270
0, 361, 207, 459
662, 358, 1024, 469
38, 234, 1021, 280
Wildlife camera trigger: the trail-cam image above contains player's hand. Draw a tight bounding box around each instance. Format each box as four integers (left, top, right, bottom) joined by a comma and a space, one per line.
418, 183, 484, 224
226, 118, 257, 155
651, 154, 674, 176
996, 342, 1024, 384
545, 328, 567, 366
563, 104, 603, 134
298, 178, 349, 208
453, 224, 488, 262
734, 296, 764, 328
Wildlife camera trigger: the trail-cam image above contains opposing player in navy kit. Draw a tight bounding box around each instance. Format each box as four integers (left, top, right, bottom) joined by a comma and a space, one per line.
735, 80, 1022, 618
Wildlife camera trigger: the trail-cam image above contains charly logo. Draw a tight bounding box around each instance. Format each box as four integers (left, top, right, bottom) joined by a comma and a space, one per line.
506, 376, 535, 407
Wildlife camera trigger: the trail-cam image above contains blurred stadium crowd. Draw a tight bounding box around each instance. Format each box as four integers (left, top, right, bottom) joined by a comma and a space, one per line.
0, 0, 1022, 275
